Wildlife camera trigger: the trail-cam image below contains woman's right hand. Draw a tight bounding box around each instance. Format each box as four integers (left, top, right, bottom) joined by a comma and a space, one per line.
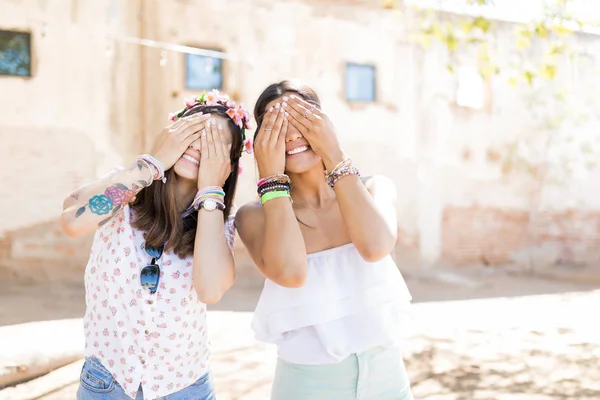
254, 103, 288, 178
150, 113, 212, 170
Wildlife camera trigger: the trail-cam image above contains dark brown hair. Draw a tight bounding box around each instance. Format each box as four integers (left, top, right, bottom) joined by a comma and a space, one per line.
253, 80, 321, 141
131, 105, 243, 258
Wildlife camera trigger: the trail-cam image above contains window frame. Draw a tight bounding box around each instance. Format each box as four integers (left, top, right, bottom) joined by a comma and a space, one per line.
0, 29, 32, 78
344, 62, 377, 103
184, 49, 224, 91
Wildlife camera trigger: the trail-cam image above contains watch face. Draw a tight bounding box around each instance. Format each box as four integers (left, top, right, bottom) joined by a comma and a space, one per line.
203, 199, 217, 211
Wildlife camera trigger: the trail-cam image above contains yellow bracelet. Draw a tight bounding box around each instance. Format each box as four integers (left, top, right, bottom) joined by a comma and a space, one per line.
261, 190, 291, 205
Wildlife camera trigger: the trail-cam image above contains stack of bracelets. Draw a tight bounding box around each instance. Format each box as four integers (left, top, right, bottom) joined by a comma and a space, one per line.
136, 154, 167, 184
258, 174, 292, 205
192, 186, 226, 211
325, 158, 360, 189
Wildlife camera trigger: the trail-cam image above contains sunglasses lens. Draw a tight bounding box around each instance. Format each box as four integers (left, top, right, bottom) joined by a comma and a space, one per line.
140, 264, 160, 293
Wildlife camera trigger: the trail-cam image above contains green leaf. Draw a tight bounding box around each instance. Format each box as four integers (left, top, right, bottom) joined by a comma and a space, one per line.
138, 180, 150, 187
98, 217, 112, 228
473, 17, 492, 33
524, 70, 536, 85
459, 20, 474, 33
76, 206, 86, 218
541, 64, 558, 79
534, 22, 549, 38
445, 34, 459, 52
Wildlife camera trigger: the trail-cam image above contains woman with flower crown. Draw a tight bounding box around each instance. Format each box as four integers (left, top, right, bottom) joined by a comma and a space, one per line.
236, 81, 414, 399
61, 90, 252, 400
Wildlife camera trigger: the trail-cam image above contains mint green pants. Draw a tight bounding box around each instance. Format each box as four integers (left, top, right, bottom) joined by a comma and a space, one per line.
270, 346, 413, 400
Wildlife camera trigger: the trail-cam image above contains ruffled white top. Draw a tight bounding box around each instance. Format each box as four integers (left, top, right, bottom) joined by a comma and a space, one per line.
251, 243, 413, 365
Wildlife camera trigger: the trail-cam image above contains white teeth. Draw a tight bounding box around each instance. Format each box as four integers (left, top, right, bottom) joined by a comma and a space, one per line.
287, 146, 309, 155
182, 154, 200, 165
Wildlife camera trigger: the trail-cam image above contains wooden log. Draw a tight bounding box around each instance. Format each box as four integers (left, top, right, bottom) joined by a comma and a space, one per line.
0, 319, 83, 388
0, 359, 82, 400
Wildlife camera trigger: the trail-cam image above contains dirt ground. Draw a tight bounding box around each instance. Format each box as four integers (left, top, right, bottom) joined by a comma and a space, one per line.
1, 265, 599, 399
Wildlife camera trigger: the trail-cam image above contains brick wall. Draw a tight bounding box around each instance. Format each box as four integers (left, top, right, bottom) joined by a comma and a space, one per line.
442, 207, 600, 268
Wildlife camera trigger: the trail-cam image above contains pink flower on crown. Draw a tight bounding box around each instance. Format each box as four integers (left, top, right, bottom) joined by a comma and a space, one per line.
184, 96, 197, 107
168, 112, 178, 122
243, 139, 253, 155
205, 91, 218, 106
235, 106, 245, 120
226, 108, 236, 120
219, 94, 230, 103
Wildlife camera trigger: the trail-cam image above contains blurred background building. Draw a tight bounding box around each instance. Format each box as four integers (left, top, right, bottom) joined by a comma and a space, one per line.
1, 0, 600, 285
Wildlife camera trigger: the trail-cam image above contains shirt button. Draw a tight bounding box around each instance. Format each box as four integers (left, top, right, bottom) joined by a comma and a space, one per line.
147, 300, 153, 305
145, 330, 150, 335
140, 359, 145, 365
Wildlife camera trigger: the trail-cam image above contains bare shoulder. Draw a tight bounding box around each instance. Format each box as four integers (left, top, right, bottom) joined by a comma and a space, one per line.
361, 175, 397, 201
235, 201, 264, 231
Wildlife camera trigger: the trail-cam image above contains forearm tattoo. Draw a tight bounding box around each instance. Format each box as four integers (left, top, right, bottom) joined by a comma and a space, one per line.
75, 161, 152, 227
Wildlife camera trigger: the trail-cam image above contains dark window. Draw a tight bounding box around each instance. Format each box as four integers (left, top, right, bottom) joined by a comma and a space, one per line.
0, 30, 31, 77
345, 63, 376, 102
185, 53, 222, 90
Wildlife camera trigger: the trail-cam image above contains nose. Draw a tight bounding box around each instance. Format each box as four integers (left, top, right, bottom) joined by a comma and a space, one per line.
285, 122, 303, 142
189, 137, 201, 151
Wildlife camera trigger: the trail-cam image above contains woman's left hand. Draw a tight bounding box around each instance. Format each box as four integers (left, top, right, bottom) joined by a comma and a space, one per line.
197, 119, 232, 189
282, 96, 345, 171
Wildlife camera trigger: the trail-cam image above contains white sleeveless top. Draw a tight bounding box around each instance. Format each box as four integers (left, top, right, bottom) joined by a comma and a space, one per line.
251, 243, 413, 365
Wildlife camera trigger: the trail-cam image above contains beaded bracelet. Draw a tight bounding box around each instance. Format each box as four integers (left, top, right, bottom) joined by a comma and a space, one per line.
261, 190, 291, 205
325, 158, 360, 189
257, 181, 292, 195
258, 174, 291, 187
138, 154, 166, 183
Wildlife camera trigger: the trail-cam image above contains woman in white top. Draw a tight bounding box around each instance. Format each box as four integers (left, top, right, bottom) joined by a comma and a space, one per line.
236, 81, 414, 400
60, 91, 251, 400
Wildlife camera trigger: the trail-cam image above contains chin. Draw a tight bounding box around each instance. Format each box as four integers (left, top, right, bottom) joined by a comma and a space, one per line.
173, 159, 199, 181
284, 151, 322, 174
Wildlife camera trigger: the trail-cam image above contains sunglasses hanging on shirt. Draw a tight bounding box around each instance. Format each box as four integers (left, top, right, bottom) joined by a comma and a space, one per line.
140, 244, 164, 294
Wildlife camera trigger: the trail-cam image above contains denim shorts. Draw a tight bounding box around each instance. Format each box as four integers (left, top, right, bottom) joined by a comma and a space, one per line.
76, 357, 216, 400
271, 346, 413, 400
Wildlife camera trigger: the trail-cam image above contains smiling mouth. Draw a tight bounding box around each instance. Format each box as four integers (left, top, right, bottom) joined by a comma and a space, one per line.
181, 154, 200, 166
286, 146, 309, 156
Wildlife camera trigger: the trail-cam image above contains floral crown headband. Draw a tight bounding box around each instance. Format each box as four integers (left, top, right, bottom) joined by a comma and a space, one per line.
168, 90, 253, 154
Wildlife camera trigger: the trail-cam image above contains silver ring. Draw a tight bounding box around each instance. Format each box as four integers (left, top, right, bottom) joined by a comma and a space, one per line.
310, 104, 316, 112
264, 128, 273, 131
303, 110, 311, 118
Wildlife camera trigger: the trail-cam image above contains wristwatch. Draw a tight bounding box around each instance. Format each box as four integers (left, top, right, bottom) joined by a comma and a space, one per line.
199, 199, 225, 212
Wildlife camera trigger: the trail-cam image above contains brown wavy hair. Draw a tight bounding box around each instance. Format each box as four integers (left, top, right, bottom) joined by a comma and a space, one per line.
131, 105, 243, 258
253, 80, 321, 141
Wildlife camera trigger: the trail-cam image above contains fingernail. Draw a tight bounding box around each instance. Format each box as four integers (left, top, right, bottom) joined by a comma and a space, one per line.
202, 130, 206, 137
285, 112, 289, 117
290, 95, 296, 99
275, 103, 281, 109
282, 102, 287, 107
198, 112, 203, 115
283, 96, 289, 101
268, 106, 274, 113
280, 108, 285, 113
218, 123, 222, 129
